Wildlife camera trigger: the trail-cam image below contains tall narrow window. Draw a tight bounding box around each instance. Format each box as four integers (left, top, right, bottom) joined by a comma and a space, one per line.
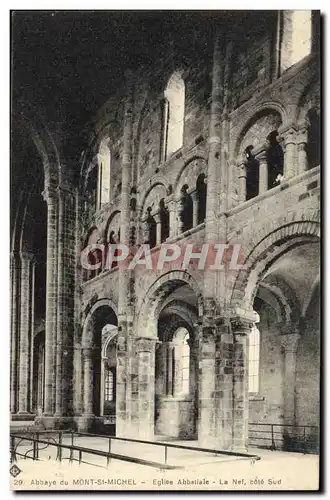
245, 146, 260, 200
248, 325, 260, 393
98, 140, 111, 207
159, 199, 170, 242
104, 369, 114, 402
280, 11, 312, 73
266, 131, 284, 188
196, 174, 207, 224
182, 333, 190, 395
306, 108, 320, 170
163, 72, 185, 160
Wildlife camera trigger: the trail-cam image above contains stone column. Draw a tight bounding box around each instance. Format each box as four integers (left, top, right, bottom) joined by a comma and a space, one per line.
29, 257, 36, 412
42, 186, 58, 416
282, 128, 297, 179
117, 70, 134, 437
237, 153, 247, 203
231, 317, 251, 451
82, 347, 95, 416
191, 190, 198, 227
10, 252, 19, 414
167, 198, 177, 238
205, 29, 222, 241
198, 324, 216, 448
204, 30, 224, 310
257, 150, 268, 194
166, 342, 174, 396
281, 332, 300, 426
155, 342, 167, 395
136, 337, 157, 440
154, 212, 162, 246
173, 342, 183, 397
100, 357, 107, 417
18, 251, 34, 414
178, 191, 186, 234
297, 127, 309, 174
54, 185, 76, 418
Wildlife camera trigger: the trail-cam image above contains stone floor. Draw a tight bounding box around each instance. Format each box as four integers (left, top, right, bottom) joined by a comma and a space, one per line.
10, 433, 320, 491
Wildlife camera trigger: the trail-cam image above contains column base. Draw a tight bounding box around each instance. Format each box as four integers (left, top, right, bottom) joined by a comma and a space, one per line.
11, 412, 36, 421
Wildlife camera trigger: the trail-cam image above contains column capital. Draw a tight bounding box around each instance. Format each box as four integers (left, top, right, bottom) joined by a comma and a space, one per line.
281, 333, 300, 353
153, 211, 161, 224
19, 251, 35, 263
136, 337, 158, 353
281, 127, 297, 146
255, 148, 268, 162
230, 316, 253, 336
190, 189, 198, 202
82, 346, 95, 358
236, 151, 247, 167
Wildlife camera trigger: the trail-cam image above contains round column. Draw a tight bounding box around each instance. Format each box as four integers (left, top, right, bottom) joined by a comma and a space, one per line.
42, 186, 58, 416
256, 150, 268, 194
10, 252, 19, 413
82, 347, 95, 416
18, 251, 34, 414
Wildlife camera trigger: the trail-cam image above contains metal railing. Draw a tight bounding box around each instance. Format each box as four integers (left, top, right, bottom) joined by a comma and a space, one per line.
10, 430, 260, 470
248, 422, 319, 454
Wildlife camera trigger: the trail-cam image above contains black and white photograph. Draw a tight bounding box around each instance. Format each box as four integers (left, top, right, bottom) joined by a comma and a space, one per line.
9, 9, 321, 491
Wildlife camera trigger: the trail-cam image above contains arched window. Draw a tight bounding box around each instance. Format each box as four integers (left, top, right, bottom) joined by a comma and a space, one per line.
159, 199, 170, 243
85, 166, 98, 218
98, 140, 111, 207
248, 324, 260, 393
179, 185, 193, 233
306, 108, 320, 170
146, 208, 157, 248
266, 131, 284, 188
245, 146, 259, 200
196, 174, 207, 224
280, 11, 312, 73
181, 333, 190, 395
104, 369, 114, 402
162, 72, 185, 160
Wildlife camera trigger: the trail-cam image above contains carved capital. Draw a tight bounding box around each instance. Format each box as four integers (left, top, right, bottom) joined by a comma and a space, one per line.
19, 251, 35, 264
136, 337, 158, 353
281, 333, 300, 353
282, 127, 297, 146
230, 316, 253, 336
82, 346, 94, 358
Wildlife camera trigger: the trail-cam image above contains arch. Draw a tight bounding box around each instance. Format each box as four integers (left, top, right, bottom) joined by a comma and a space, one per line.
101, 325, 118, 358
230, 220, 320, 313
173, 156, 207, 195
14, 100, 61, 188
82, 298, 118, 348
137, 270, 203, 336
233, 104, 287, 157
138, 181, 169, 215
105, 210, 121, 242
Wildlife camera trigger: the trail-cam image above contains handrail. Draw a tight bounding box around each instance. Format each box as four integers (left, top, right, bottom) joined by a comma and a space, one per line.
72, 431, 260, 459
10, 430, 261, 470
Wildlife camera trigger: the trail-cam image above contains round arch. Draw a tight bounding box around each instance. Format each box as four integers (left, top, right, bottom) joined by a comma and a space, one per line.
82, 298, 118, 348
232, 103, 288, 158
137, 270, 203, 336
230, 220, 320, 313
173, 154, 207, 195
